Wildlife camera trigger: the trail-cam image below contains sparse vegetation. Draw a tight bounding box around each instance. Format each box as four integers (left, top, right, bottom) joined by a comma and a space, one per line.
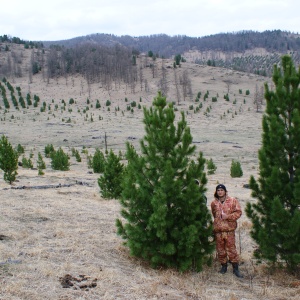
0, 39, 298, 298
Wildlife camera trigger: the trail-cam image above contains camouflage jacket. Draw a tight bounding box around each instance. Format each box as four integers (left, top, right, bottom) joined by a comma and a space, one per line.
211, 196, 242, 233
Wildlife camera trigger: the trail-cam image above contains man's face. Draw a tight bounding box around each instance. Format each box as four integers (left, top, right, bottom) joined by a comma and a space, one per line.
217, 188, 226, 197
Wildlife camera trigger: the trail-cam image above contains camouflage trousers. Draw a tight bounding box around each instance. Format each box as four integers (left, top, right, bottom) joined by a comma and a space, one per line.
215, 231, 239, 264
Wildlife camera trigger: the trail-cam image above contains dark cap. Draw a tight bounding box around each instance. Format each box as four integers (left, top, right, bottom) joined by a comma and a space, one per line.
216, 184, 227, 192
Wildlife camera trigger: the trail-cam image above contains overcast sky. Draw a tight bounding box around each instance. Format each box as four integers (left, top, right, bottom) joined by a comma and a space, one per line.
1, 0, 299, 41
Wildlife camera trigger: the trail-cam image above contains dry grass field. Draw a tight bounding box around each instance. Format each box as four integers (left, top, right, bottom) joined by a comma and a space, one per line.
0, 45, 299, 299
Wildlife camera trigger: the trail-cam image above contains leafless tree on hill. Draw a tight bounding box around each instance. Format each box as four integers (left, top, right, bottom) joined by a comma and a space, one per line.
10, 50, 19, 79
224, 79, 232, 94
16, 64, 22, 78
173, 68, 181, 105
139, 65, 144, 91
46, 48, 59, 84
150, 60, 158, 78
129, 66, 137, 94
4, 53, 12, 79
158, 59, 168, 97
180, 70, 192, 101
28, 62, 32, 84
254, 84, 264, 112
142, 54, 148, 68
144, 79, 149, 92
28, 50, 35, 84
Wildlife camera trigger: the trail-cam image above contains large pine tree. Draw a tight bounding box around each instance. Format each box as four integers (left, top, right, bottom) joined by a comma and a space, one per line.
116, 92, 213, 272
246, 56, 300, 272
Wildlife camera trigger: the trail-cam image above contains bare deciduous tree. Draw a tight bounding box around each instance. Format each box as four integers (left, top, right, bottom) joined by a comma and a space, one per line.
158, 59, 168, 97
144, 79, 149, 92
254, 84, 264, 112
180, 70, 192, 101
223, 79, 232, 94
139, 65, 144, 91
173, 68, 181, 105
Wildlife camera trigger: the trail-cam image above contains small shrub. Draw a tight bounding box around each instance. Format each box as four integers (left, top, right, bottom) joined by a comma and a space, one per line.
37, 152, 46, 170
230, 160, 243, 178
207, 158, 217, 175
0, 135, 18, 183
75, 150, 81, 162
87, 154, 93, 168
38, 168, 44, 175
22, 156, 33, 169
204, 91, 209, 101
16, 144, 25, 155
92, 149, 106, 173
50, 148, 70, 171
71, 147, 82, 162
98, 150, 124, 199
81, 147, 88, 155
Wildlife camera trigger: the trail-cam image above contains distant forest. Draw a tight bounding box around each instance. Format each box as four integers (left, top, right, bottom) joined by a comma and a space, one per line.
0, 30, 300, 81
41, 30, 300, 57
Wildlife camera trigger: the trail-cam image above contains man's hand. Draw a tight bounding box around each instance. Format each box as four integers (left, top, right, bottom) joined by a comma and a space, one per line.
221, 212, 228, 220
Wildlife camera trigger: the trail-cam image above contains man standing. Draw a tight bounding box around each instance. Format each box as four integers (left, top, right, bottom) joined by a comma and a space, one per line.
211, 184, 243, 278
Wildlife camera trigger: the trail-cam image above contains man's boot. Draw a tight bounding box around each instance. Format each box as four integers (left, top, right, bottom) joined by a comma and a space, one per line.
219, 263, 227, 274
232, 263, 243, 278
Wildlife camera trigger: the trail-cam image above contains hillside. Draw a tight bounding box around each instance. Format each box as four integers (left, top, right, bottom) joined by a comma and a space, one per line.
0, 42, 299, 299
0, 42, 270, 156
41, 30, 300, 76
2, 30, 300, 77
